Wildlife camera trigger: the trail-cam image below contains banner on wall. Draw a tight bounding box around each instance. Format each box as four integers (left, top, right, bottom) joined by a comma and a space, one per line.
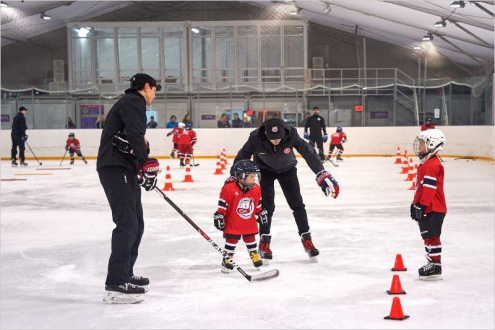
370, 111, 388, 119
80, 105, 102, 129
1, 114, 10, 122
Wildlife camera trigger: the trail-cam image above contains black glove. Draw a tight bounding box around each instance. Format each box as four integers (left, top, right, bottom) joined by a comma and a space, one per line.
413, 203, 427, 221
138, 158, 160, 191
65, 146, 70, 151
22, 135, 28, 142
257, 209, 268, 226
112, 130, 133, 154
410, 203, 415, 220
213, 212, 225, 231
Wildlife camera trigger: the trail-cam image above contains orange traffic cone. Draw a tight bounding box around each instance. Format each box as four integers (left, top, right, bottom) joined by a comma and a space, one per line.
394, 147, 402, 164
220, 152, 227, 170
222, 149, 229, 165
183, 164, 194, 182
387, 275, 406, 295
405, 159, 415, 181
391, 254, 407, 271
213, 156, 224, 175
408, 165, 418, 190
162, 166, 176, 191
384, 297, 410, 321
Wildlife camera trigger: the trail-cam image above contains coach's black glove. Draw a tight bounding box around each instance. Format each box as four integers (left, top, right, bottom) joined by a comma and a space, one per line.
138, 158, 160, 191
412, 203, 427, 221
22, 135, 28, 142
257, 209, 268, 226
316, 170, 339, 198
213, 212, 225, 231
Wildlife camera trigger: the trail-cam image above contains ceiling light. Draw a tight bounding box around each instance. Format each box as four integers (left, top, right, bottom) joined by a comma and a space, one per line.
40, 12, 51, 20
323, 4, 331, 14
422, 33, 433, 41
191, 28, 200, 34
77, 27, 90, 37
0, 2, 8, 7
434, 20, 446, 27
450, 1, 465, 8
413, 45, 421, 50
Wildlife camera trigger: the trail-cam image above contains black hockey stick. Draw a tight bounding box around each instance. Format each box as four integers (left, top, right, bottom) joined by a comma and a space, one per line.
153, 187, 279, 282
191, 154, 200, 167
25, 142, 43, 166
60, 149, 68, 167
326, 149, 339, 167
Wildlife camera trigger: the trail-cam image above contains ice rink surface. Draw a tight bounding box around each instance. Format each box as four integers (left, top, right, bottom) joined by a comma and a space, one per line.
1, 156, 494, 329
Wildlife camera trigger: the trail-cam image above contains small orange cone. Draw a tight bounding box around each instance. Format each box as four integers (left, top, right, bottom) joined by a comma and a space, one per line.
391, 254, 407, 271
387, 275, 406, 295
220, 152, 227, 170
183, 164, 194, 182
162, 166, 176, 191
405, 159, 415, 181
394, 147, 402, 164
384, 297, 410, 321
213, 156, 224, 175
408, 165, 418, 190
222, 149, 229, 165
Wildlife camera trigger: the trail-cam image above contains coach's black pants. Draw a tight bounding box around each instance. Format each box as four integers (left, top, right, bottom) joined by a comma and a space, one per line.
11, 135, 25, 162
309, 135, 325, 160
260, 167, 309, 236
98, 166, 144, 285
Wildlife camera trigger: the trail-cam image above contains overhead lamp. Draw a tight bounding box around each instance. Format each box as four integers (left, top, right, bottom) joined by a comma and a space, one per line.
323, 4, 331, 14
422, 33, 433, 41
434, 20, 446, 28
191, 28, 200, 34
77, 27, 90, 37
40, 12, 51, 20
413, 45, 421, 50
450, 1, 465, 8
289, 7, 301, 15
0, 2, 8, 7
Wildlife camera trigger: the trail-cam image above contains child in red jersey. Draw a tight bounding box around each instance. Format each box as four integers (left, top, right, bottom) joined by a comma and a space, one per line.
65, 133, 87, 165
166, 122, 184, 159
329, 126, 347, 161
411, 129, 446, 280
213, 160, 268, 273
177, 123, 197, 167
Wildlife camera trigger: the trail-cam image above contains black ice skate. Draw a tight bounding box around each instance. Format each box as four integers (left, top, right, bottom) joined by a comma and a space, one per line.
130, 275, 149, 292
337, 155, 344, 161
11, 159, 18, 167
259, 234, 273, 260
221, 253, 235, 274
249, 250, 263, 268
82, 157, 88, 164
301, 232, 319, 258
20, 161, 28, 166
170, 151, 175, 159
103, 283, 145, 304
179, 160, 185, 168
418, 256, 442, 281
70, 158, 74, 165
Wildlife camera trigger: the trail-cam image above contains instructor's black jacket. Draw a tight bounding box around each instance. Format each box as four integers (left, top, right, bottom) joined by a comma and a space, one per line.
304, 114, 327, 138
232, 122, 324, 175
97, 89, 148, 175
11, 113, 27, 137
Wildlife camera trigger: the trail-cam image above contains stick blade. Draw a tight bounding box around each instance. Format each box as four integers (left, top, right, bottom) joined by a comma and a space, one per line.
248, 269, 280, 282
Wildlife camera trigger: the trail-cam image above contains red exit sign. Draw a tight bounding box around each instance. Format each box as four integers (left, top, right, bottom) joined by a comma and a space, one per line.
354, 105, 363, 112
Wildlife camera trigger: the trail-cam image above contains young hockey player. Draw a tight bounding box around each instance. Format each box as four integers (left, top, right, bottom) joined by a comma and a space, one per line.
328, 126, 347, 161
214, 160, 268, 273
177, 123, 197, 167
65, 133, 87, 165
411, 129, 446, 281
166, 122, 184, 159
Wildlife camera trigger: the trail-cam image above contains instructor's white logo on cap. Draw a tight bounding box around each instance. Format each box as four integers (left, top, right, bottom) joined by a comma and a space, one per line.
272, 126, 278, 133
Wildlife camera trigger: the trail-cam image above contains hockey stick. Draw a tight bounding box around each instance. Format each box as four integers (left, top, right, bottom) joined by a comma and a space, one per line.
153, 187, 279, 282
25, 142, 43, 166
326, 149, 339, 167
191, 154, 200, 167
60, 149, 68, 167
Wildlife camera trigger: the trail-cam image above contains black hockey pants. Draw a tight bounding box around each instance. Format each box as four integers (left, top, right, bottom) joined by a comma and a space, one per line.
309, 135, 325, 160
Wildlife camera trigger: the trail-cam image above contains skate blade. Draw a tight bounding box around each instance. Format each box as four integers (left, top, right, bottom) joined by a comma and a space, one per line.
419, 274, 443, 281
308, 256, 319, 262
261, 259, 270, 266
221, 266, 232, 274
103, 292, 145, 304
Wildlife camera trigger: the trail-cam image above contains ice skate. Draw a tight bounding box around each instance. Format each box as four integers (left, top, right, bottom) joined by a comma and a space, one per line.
20, 161, 28, 166
337, 155, 344, 161
249, 250, 263, 268
301, 232, 319, 258
130, 275, 149, 292
82, 157, 88, 164
103, 283, 145, 304
70, 158, 74, 165
170, 151, 175, 159
259, 234, 273, 260
11, 159, 18, 167
179, 160, 185, 168
419, 256, 442, 281
221, 253, 235, 274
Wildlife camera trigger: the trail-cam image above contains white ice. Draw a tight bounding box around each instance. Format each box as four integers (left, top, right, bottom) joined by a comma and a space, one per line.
1, 157, 494, 329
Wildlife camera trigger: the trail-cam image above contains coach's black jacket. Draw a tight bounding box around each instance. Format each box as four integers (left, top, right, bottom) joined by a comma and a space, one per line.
97, 89, 148, 175
304, 114, 327, 138
232, 121, 324, 175
11, 112, 27, 137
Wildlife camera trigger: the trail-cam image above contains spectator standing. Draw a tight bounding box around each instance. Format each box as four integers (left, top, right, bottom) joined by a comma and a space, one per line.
166, 115, 178, 129
218, 113, 231, 128
147, 116, 158, 129
232, 113, 243, 128
95, 114, 106, 129
66, 117, 76, 129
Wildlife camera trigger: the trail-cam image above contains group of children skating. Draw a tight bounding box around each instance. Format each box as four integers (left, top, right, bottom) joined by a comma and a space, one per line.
166, 122, 197, 168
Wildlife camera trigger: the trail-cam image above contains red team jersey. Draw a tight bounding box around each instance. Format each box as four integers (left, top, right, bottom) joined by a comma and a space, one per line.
66, 138, 81, 152
330, 132, 347, 145
414, 156, 447, 214
217, 182, 262, 235
178, 129, 197, 146
421, 124, 436, 131
167, 127, 183, 143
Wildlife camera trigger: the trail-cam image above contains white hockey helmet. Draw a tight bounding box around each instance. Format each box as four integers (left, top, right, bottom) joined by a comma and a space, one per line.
414, 129, 446, 159
178, 122, 186, 128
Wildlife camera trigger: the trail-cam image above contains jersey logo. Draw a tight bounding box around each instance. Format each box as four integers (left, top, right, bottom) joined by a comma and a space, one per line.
317, 118, 320, 121
272, 126, 278, 133
284, 148, 291, 154
236, 197, 255, 220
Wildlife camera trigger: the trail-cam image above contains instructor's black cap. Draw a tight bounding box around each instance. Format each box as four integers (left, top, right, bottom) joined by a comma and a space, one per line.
19, 106, 28, 111
129, 73, 162, 91
265, 118, 286, 140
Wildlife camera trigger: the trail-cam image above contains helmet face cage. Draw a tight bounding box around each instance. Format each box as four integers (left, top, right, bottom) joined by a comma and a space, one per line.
69, 133, 75, 139
414, 132, 445, 159
234, 161, 261, 189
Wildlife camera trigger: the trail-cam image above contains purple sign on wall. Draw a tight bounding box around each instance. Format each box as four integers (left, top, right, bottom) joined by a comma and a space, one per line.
1, 114, 10, 122
370, 111, 388, 119
80, 105, 103, 129
201, 115, 216, 120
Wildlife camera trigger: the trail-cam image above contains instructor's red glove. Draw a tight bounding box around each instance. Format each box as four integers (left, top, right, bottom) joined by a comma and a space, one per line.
316, 170, 339, 198
138, 158, 160, 191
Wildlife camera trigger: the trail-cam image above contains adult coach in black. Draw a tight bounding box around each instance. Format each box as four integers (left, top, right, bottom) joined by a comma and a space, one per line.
230, 118, 340, 259
11, 106, 29, 167
304, 107, 328, 161
97, 73, 161, 304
